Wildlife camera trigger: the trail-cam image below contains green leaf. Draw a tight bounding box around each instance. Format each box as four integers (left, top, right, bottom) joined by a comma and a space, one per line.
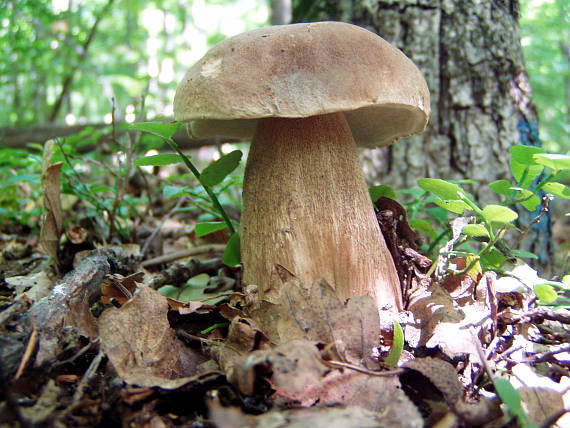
426, 206, 449, 223
542, 182, 570, 199
223, 233, 241, 266
434, 199, 470, 214
482, 205, 518, 224
489, 179, 513, 196
480, 248, 507, 269
385, 320, 404, 368
509, 145, 544, 164
493, 378, 528, 424
510, 249, 539, 259
128, 121, 180, 139
517, 189, 541, 211
418, 178, 462, 200
533, 153, 570, 171
158, 285, 180, 299
369, 184, 397, 202
535, 283, 558, 303
199, 150, 243, 187
134, 153, 181, 167
409, 219, 437, 239
510, 159, 544, 188
201, 323, 229, 334
163, 185, 189, 199
195, 222, 228, 237
462, 224, 489, 238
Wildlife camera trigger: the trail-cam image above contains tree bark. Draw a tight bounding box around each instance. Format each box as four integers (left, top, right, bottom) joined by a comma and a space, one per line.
271, 0, 292, 25
295, 0, 551, 266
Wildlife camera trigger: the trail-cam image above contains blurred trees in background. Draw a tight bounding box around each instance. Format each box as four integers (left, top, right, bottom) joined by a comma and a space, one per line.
521, 0, 570, 152
0, 0, 567, 154
0, 0, 268, 130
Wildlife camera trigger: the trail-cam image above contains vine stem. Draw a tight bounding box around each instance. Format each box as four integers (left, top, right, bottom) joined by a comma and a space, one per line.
164, 138, 236, 235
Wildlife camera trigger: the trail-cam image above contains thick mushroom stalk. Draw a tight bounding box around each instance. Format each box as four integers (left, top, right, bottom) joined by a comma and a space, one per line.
242, 112, 402, 311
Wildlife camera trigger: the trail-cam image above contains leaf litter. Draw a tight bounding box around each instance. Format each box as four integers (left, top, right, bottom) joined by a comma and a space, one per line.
0, 198, 569, 427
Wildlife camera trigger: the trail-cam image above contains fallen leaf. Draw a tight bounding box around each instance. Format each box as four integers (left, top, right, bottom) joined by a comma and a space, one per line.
405, 272, 494, 362
100, 272, 144, 305
99, 286, 206, 387
209, 394, 422, 428
246, 279, 382, 368
39, 160, 64, 269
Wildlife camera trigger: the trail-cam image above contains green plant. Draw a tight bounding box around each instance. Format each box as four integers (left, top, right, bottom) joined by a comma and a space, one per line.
372, 145, 570, 304
493, 377, 538, 428
0, 147, 43, 229
130, 121, 242, 266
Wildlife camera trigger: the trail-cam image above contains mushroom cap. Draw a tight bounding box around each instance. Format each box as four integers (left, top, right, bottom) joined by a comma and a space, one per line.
174, 21, 430, 148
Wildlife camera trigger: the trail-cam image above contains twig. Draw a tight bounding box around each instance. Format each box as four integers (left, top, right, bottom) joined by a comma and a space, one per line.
50, 339, 99, 369
515, 194, 553, 247
141, 196, 188, 257
14, 328, 38, 380
499, 307, 570, 325
320, 359, 404, 377
65, 350, 105, 409
141, 246, 225, 268
515, 344, 570, 364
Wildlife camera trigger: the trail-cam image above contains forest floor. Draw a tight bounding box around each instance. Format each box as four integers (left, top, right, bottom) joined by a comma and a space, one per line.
0, 198, 569, 428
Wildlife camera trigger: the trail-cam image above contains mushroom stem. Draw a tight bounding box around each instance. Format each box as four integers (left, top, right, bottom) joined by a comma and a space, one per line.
241, 112, 403, 311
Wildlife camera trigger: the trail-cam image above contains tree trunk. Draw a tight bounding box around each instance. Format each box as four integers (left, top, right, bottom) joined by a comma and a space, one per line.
295, 0, 551, 266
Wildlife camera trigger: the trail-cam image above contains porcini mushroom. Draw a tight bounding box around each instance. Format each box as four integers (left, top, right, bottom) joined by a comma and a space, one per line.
174, 22, 430, 312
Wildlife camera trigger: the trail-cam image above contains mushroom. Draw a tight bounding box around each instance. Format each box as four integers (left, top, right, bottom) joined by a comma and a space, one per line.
174, 22, 429, 312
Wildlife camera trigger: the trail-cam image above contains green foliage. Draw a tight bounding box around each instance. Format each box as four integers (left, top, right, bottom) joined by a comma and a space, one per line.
493, 378, 537, 428
158, 273, 230, 305
133, 121, 243, 266
0, 148, 43, 228
195, 222, 228, 237
0, 0, 269, 127
223, 232, 241, 267
385, 320, 404, 368
520, 0, 570, 152
377, 144, 569, 305
199, 150, 243, 187
134, 153, 181, 166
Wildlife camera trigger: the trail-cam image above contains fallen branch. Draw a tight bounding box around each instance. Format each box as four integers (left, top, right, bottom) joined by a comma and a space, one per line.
1, 123, 239, 151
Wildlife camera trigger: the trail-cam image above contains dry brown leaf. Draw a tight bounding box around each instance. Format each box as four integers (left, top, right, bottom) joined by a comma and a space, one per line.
404, 357, 463, 404
226, 338, 419, 420
227, 339, 328, 398
246, 279, 382, 367
99, 286, 206, 387
209, 394, 422, 428
403, 357, 501, 426
405, 272, 494, 362
39, 161, 64, 269
100, 272, 144, 305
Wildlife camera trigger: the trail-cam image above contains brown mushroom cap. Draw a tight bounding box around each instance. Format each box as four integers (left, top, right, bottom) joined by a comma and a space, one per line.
174, 21, 430, 148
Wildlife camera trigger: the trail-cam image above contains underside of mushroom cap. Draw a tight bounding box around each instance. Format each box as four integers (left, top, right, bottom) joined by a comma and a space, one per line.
173, 21, 430, 148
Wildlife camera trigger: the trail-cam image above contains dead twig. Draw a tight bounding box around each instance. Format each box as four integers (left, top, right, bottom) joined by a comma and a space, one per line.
142, 246, 225, 268
141, 196, 188, 257
14, 328, 38, 380
320, 359, 404, 377
499, 307, 570, 325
